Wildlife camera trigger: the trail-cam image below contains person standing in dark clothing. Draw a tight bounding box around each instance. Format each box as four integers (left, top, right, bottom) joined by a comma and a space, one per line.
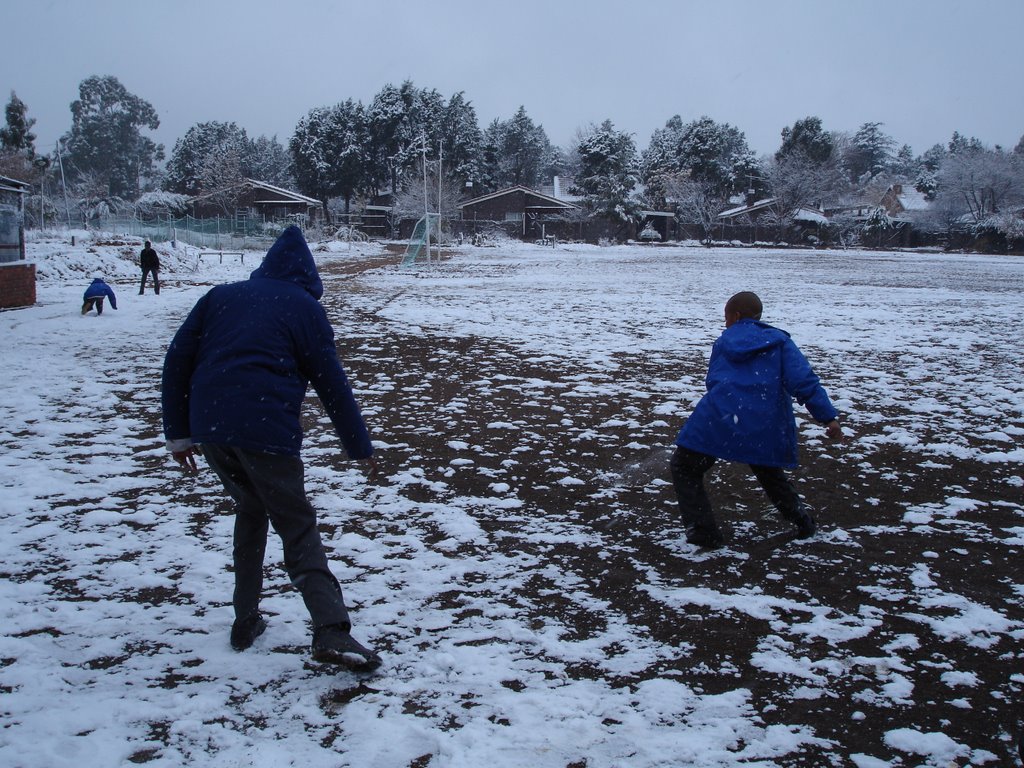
161, 225, 382, 671
139, 240, 160, 294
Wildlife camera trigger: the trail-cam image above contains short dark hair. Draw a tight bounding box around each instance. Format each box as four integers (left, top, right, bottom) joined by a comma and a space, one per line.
726, 291, 763, 320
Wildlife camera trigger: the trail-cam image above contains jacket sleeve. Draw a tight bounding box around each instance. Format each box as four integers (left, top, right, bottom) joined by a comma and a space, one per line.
780, 338, 838, 423
161, 295, 207, 441
296, 305, 374, 460
105, 284, 118, 310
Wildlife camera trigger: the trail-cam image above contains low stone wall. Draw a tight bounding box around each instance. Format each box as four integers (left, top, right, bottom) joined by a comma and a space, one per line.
0, 262, 36, 309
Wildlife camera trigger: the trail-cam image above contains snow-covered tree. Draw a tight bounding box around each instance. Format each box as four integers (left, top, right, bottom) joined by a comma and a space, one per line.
844, 122, 896, 182
61, 75, 163, 200
0, 91, 36, 159
391, 159, 467, 224
665, 174, 725, 244
776, 116, 835, 165
165, 121, 250, 196
570, 119, 639, 223
761, 149, 843, 239
197, 143, 248, 215
327, 99, 370, 213
890, 144, 917, 178
439, 91, 483, 185
478, 106, 551, 192
134, 190, 190, 218
247, 135, 294, 189
641, 115, 760, 209
291, 107, 342, 220
934, 143, 1024, 225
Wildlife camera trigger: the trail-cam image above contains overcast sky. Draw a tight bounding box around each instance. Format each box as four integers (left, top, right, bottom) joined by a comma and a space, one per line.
6, 0, 1024, 161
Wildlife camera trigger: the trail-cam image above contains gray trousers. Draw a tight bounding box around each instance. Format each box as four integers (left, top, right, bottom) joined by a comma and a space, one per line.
201, 444, 350, 631
670, 446, 804, 534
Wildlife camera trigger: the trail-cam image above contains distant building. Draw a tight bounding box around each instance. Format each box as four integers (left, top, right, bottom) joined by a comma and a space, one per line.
0, 175, 34, 310
458, 185, 580, 239
188, 179, 321, 223
880, 183, 932, 219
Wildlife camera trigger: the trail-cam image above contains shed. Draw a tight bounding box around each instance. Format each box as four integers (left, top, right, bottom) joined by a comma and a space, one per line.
0, 175, 35, 310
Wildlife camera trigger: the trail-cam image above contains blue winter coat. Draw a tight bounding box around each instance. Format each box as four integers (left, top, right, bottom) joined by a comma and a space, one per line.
161, 226, 373, 459
675, 318, 838, 468
83, 278, 117, 308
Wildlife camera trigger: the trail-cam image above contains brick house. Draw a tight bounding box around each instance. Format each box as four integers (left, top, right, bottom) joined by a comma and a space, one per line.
879, 183, 931, 219
458, 185, 581, 240
0, 175, 34, 310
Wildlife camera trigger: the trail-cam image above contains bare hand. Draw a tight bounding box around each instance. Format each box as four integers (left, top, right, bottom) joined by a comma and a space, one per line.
361, 457, 380, 478
825, 420, 845, 441
172, 446, 199, 472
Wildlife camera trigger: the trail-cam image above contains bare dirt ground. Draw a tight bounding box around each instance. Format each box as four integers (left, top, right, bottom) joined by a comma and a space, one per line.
303, 252, 1024, 765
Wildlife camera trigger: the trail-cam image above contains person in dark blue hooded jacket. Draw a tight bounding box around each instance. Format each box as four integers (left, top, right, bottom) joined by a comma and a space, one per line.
161, 225, 382, 671
81, 274, 118, 315
671, 291, 844, 548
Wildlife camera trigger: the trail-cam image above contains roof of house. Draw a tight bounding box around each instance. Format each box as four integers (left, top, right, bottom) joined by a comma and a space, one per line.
0, 175, 31, 193
458, 185, 580, 210
717, 197, 827, 224
189, 179, 319, 207
894, 186, 930, 211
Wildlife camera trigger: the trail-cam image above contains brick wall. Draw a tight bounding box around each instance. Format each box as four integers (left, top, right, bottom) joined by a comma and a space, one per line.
0, 263, 36, 309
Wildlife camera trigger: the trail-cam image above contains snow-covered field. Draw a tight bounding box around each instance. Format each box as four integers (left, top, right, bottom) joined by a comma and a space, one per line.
1, 232, 1022, 767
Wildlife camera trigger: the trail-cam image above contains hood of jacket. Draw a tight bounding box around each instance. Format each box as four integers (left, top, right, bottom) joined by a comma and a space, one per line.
717, 318, 790, 362
249, 225, 323, 300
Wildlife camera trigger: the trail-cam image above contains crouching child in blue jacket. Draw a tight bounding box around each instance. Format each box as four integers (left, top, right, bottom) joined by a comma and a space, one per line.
671, 291, 844, 548
82, 274, 118, 315
161, 225, 382, 671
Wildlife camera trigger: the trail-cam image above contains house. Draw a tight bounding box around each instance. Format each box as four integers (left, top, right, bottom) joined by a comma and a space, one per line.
716, 198, 827, 226
188, 179, 321, 223
0, 175, 34, 310
880, 183, 931, 219
458, 185, 581, 239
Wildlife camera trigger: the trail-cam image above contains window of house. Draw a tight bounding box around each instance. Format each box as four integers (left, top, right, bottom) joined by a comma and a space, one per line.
504, 212, 523, 222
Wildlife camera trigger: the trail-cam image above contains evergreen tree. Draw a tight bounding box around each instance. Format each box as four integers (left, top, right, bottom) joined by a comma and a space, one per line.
290, 106, 341, 219
61, 75, 163, 199
478, 106, 551, 192
165, 121, 250, 195
439, 91, 483, 186
641, 115, 760, 208
776, 116, 835, 165
0, 91, 36, 159
570, 119, 638, 221
364, 80, 440, 196
890, 144, 917, 178
845, 122, 896, 182
327, 99, 369, 213
247, 135, 294, 189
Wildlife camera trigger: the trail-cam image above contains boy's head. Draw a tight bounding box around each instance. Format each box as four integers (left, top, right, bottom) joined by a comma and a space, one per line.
725, 291, 762, 327
145, 240, 151, 247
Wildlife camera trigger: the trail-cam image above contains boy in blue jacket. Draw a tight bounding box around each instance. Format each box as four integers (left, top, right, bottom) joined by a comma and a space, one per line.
81, 274, 118, 315
671, 291, 843, 548
162, 226, 381, 671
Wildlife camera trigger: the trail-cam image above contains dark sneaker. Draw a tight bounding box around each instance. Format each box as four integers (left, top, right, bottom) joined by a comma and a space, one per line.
685, 527, 724, 549
230, 613, 267, 651
794, 514, 818, 539
311, 624, 382, 671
